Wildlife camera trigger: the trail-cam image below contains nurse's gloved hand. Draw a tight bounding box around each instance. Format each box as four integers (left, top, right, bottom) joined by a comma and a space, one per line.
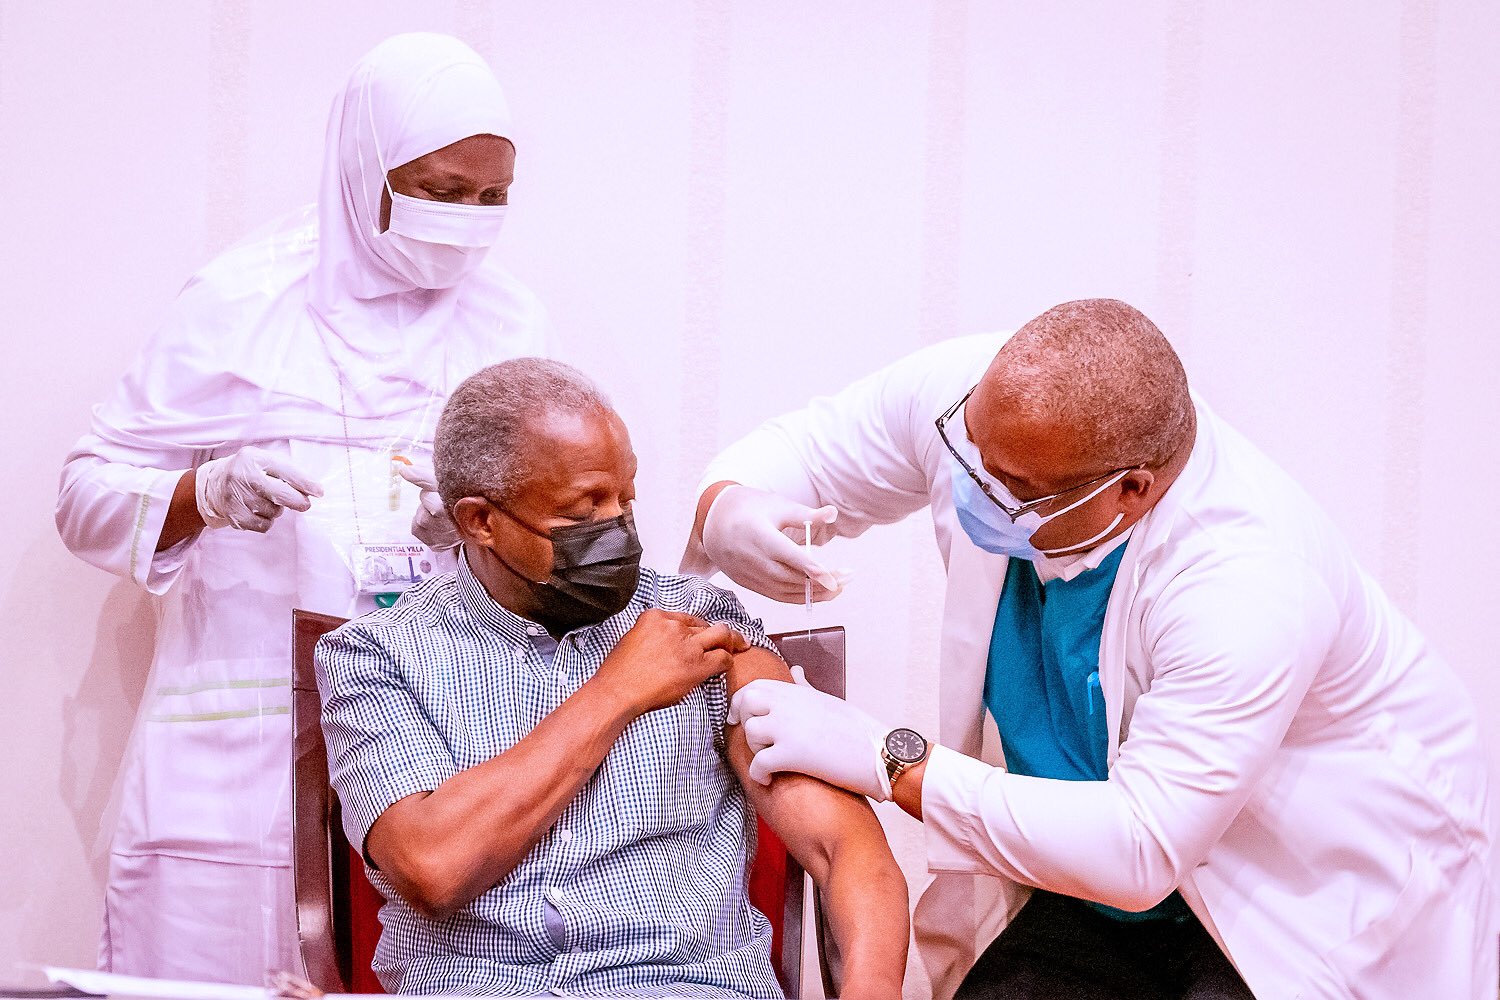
195, 447, 324, 533
700, 486, 851, 603
396, 461, 460, 551
728, 679, 891, 801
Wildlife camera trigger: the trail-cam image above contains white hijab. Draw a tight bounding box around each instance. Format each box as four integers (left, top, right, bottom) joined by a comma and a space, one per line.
91, 33, 545, 452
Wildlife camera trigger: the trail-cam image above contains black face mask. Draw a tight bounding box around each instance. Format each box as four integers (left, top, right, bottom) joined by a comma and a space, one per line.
527, 508, 643, 634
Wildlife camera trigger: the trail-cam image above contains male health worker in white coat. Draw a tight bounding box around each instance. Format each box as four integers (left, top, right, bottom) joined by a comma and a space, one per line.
688, 299, 1496, 999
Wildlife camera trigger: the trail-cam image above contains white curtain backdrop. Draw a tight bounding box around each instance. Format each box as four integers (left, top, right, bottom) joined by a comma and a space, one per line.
2, 2, 1496, 993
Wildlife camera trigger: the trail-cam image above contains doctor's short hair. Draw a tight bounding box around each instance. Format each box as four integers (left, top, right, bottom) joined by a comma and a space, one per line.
433, 358, 613, 512
990, 299, 1194, 470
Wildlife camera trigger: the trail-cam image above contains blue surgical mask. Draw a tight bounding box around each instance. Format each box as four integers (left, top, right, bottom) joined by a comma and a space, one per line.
948, 454, 1128, 562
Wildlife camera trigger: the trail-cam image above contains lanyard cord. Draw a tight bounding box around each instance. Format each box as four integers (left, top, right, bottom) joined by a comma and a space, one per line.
334, 370, 366, 547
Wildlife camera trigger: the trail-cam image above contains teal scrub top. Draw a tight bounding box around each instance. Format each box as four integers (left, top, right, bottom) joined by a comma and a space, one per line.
985, 544, 1188, 921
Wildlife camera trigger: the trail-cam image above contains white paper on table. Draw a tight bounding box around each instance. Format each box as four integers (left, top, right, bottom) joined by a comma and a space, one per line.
43, 968, 267, 1000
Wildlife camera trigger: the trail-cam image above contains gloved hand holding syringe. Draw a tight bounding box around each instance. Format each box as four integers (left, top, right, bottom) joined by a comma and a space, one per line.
698, 485, 852, 603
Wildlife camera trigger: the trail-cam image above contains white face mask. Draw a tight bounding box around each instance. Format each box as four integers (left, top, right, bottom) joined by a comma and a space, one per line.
361, 102, 510, 290
377, 192, 507, 289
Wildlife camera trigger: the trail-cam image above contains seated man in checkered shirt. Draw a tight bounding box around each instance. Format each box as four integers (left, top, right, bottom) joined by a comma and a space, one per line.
316, 358, 909, 997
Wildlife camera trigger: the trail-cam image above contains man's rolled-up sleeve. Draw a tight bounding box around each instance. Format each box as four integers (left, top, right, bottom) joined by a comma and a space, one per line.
683, 578, 778, 656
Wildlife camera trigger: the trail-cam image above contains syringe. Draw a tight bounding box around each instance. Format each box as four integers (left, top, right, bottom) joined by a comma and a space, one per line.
804, 519, 813, 638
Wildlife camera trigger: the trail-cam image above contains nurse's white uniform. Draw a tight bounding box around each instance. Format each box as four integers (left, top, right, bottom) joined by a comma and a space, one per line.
699, 333, 1497, 1000
54, 34, 545, 983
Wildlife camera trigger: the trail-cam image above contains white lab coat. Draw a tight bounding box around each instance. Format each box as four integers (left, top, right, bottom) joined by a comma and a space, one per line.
700, 333, 1497, 999
54, 35, 546, 983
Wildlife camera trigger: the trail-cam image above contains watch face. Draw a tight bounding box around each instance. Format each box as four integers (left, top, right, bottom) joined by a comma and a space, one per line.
885, 727, 927, 764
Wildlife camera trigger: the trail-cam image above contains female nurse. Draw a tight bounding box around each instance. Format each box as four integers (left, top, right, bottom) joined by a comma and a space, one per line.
54, 33, 546, 983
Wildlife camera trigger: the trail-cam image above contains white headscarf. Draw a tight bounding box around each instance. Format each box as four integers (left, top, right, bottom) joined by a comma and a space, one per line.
91, 33, 545, 451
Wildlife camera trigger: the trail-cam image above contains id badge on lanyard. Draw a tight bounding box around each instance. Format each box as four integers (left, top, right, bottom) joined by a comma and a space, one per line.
347, 448, 440, 604
352, 541, 440, 599
291, 438, 438, 610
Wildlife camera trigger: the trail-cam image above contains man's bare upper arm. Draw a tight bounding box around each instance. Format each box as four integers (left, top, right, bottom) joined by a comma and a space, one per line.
723, 644, 875, 879
726, 643, 795, 695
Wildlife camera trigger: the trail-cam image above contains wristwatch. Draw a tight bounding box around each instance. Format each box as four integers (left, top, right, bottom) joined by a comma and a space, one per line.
881, 727, 930, 788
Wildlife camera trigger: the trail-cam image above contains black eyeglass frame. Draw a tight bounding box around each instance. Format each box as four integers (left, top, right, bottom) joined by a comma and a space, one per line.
935, 386, 1141, 523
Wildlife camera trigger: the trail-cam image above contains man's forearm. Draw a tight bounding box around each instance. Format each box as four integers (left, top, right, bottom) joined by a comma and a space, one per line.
369, 676, 637, 919
730, 737, 908, 993
725, 648, 909, 990
808, 804, 909, 996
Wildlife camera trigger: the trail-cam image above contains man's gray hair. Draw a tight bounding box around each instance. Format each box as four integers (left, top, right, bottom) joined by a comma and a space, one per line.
434, 358, 613, 512
986, 299, 1194, 469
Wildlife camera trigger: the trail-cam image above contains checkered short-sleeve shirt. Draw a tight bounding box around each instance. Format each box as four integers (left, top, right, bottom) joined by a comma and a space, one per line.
315, 554, 784, 998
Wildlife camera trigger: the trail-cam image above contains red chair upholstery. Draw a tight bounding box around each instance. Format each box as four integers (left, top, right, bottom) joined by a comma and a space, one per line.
292, 610, 843, 996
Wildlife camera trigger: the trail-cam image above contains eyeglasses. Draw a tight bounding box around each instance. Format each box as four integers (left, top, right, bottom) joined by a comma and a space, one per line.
935, 386, 1139, 523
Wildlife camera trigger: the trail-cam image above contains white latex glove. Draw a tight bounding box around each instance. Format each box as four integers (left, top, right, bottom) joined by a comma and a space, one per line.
396, 461, 460, 551
727, 678, 891, 801
194, 446, 324, 532
700, 485, 852, 603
